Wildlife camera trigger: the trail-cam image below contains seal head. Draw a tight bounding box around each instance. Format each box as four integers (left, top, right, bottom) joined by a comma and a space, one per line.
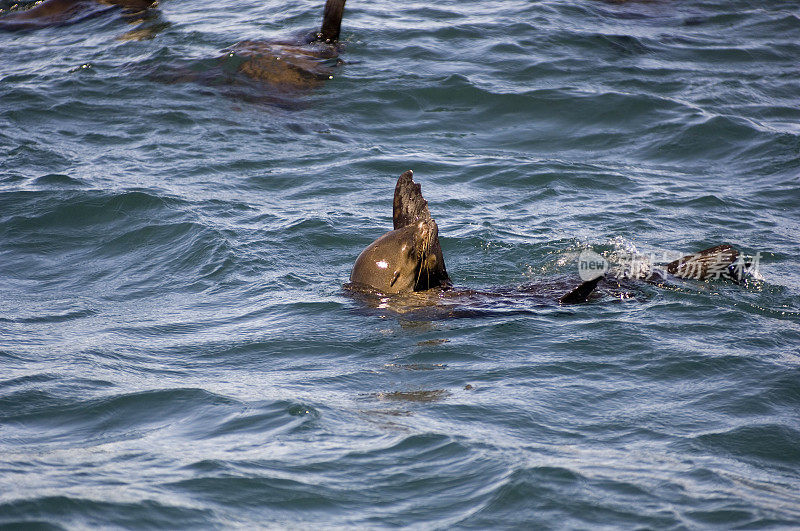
350, 219, 447, 293
349, 170, 451, 294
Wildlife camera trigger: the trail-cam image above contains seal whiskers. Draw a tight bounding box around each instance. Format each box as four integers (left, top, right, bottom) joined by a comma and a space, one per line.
414, 222, 432, 290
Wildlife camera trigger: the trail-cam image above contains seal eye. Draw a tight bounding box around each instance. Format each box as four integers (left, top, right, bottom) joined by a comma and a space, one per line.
390, 270, 400, 287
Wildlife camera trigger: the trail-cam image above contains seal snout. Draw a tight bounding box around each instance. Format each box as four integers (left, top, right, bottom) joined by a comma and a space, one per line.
414, 219, 436, 258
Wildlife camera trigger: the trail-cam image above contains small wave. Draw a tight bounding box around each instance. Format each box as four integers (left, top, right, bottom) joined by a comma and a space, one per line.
0, 188, 237, 298
199, 400, 320, 440
462, 465, 675, 528
642, 114, 766, 161
694, 424, 800, 464
0, 189, 178, 233
0, 308, 97, 324
1, 387, 241, 447
31, 173, 88, 188
0, 496, 213, 529
164, 475, 341, 515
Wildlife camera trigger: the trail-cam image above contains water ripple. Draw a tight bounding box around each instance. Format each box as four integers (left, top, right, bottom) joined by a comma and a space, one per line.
1, 0, 799, 527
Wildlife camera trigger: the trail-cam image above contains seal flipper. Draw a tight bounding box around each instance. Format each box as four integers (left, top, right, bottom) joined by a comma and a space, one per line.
665, 244, 740, 281
560, 275, 604, 304
393, 170, 432, 230
316, 0, 346, 43
391, 170, 451, 289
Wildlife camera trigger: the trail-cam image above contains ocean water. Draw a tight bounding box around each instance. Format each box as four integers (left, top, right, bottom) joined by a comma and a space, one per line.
1, 0, 799, 527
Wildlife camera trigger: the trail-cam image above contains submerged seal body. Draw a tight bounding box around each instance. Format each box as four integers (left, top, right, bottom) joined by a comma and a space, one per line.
222, 40, 339, 91
221, 0, 347, 89
151, 0, 347, 96
0, 0, 156, 30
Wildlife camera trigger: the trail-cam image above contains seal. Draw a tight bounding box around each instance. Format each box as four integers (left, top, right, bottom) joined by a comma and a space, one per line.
220, 0, 347, 89
0, 0, 156, 31
349, 171, 452, 294
347, 171, 749, 308
148, 0, 347, 95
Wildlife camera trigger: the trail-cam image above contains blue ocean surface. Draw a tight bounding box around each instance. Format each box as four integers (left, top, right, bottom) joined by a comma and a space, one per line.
1, 0, 799, 527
